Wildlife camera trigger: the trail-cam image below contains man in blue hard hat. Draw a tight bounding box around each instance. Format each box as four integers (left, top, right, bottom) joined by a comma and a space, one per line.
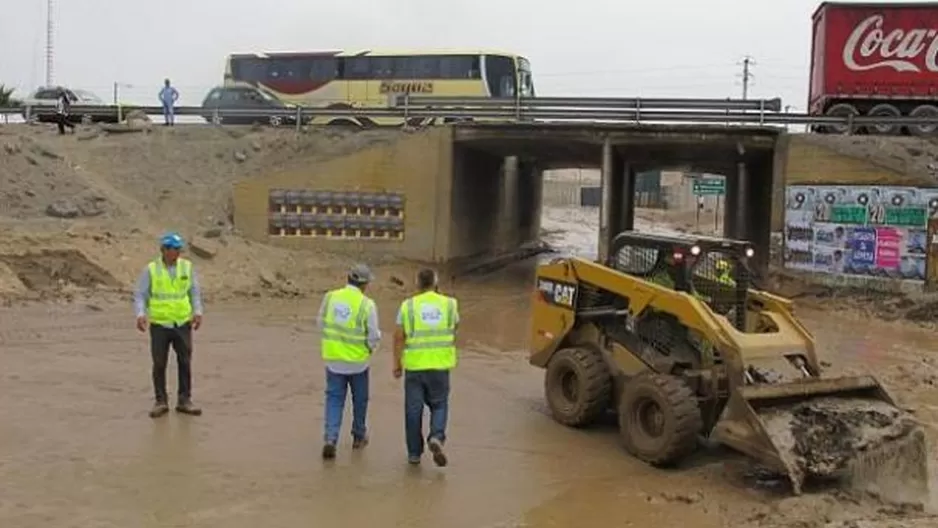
133, 232, 205, 418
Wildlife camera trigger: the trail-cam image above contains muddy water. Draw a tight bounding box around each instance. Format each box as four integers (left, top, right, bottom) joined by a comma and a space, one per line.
2, 207, 938, 527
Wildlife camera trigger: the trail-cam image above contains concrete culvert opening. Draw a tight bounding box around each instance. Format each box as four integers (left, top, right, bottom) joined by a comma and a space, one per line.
0, 250, 122, 292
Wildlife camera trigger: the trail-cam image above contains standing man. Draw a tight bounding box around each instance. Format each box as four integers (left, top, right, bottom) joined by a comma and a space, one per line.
134, 232, 204, 418
393, 268, 459, 467
158, 79, 179, 126
318, 264, 381, 460
54, 88, 75, 135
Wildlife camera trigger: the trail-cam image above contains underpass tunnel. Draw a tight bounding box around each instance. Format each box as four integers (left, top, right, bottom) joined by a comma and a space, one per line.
598, 138, 777, 274
448, 126, 778, 275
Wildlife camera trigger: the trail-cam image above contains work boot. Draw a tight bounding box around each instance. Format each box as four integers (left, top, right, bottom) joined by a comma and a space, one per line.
407, 455, 421, 465
322, 443, 337, 460
428, 438, 448, 467
175, 400, 202, 416
149, 401, 169, 418
352, 436, 369, 450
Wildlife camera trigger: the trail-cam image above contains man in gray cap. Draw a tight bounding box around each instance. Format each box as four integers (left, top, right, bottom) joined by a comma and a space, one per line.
317, 263, 381, 460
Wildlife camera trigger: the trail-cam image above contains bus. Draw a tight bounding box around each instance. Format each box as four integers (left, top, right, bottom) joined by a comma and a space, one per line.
223, 49, 535, 126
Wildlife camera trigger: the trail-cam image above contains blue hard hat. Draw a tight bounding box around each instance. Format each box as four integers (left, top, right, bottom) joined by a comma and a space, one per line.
159, 232, 184, 249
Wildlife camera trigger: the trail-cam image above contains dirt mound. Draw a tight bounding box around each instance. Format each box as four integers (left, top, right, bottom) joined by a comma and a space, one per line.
0, 124, 415, 302
801, 135, 938, 185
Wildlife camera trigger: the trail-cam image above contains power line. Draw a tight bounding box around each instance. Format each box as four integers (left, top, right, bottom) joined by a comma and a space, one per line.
738, 55, 755, 100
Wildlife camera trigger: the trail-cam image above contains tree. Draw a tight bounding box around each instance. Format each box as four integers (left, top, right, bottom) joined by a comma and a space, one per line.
0, 84, 20, 107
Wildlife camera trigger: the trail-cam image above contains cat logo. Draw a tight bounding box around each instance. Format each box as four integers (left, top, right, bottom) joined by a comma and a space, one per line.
379, 81, 434, 94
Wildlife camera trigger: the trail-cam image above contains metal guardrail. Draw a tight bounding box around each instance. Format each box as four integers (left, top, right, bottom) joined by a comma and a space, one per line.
1, 96, 937, 129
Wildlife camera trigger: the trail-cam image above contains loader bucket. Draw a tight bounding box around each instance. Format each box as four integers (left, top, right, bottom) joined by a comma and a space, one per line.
711, 375, 930, 502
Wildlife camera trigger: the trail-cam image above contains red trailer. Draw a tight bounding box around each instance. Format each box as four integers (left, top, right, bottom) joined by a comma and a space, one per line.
810, 1, 938, 135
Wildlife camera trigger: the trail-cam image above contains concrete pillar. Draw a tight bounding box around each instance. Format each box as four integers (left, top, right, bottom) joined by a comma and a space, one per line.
735, 161, 749, 242
621, 163, 636, 232
496, 156, 520, 251
518, 159, 543, 243
598, 138, 614, 263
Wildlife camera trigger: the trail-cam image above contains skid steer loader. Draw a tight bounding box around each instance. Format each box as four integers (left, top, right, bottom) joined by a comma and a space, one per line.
529, 232, 929, 499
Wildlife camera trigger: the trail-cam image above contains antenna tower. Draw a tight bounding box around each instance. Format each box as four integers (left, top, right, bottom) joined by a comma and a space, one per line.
45, 0, 54, 86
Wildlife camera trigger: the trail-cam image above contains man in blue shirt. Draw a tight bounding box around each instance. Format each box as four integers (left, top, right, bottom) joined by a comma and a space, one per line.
158, 79, 179, 126
134, 232, 204, 418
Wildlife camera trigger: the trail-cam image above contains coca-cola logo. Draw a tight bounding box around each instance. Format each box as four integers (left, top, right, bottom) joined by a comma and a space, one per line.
842, 14, 938, 72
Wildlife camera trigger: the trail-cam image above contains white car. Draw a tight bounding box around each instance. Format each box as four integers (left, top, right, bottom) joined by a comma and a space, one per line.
20, 86, 120, 124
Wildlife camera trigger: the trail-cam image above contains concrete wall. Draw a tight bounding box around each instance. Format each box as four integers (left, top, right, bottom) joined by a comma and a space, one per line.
772, 133, 910, 231
233, 127, 454, 262
446, 150, 543, 259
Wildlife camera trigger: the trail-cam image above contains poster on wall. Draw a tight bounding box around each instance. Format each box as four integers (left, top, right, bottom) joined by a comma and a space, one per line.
782, 185, 938, 281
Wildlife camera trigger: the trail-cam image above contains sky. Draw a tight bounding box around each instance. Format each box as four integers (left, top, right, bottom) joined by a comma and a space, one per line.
0, 0, 910, 109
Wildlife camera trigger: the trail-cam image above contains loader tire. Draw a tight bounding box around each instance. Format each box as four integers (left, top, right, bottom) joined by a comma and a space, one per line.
545, 346, 612, 428
618, 373, 703, 467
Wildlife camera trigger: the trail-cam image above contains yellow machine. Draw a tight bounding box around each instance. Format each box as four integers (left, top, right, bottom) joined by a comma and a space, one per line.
530, 232, 928, 496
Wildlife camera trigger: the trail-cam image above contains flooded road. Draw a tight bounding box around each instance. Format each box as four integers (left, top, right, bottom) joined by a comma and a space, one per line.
2, 207, 938, 527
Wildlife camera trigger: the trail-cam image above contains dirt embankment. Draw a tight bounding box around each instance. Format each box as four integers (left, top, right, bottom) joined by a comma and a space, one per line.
0, 124, 414, 303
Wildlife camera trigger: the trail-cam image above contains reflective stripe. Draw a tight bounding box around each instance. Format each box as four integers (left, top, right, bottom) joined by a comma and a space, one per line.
147, 258, 193, 326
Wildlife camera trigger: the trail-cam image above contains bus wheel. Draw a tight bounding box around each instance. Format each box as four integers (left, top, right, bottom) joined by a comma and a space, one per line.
327, 119, 360, 128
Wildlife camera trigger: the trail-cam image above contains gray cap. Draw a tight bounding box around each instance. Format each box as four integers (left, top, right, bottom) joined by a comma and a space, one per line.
348, 263, 373, 283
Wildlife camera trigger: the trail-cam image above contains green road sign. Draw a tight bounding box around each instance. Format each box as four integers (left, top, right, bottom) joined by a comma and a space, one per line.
693, 178, 725, 196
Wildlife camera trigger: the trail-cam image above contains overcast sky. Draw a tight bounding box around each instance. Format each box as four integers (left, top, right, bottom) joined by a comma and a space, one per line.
0, 0, 905, 109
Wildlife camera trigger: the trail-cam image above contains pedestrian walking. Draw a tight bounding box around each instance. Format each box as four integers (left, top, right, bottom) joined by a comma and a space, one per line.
55, 88, 75, 135
319, 264, 381, 460
158, 79, 179, 126
393, 268, 460, 467
133, 232, 204, 418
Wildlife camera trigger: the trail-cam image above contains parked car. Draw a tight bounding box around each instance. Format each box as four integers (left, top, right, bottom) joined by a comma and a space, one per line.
200, 83, 300, 126
20, 86, 125, 124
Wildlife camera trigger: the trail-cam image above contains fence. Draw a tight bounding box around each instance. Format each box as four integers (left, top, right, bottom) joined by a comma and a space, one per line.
2, 95, 938, 131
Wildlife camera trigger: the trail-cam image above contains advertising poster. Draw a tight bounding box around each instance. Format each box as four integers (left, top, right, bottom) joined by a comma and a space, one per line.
783, 185, 934, 281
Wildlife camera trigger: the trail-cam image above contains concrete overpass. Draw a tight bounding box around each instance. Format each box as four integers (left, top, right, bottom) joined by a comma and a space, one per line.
232, 123, 782, 271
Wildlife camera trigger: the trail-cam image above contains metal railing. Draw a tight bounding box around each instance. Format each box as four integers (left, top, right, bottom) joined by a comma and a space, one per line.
0, 96, 937, 130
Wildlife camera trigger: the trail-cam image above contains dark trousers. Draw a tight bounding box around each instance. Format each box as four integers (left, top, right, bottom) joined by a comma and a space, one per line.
56, 113, 75, 134
150, 323, 193, 404
404, 369, 450, 458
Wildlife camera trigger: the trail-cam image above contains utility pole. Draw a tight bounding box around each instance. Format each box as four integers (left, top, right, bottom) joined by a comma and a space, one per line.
738, 55, 755, 100
45, 0, 54, 86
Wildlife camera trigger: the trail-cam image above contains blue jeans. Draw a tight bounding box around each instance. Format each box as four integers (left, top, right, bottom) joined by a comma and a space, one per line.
162, 102, 175, 125
323, 368, 369, 444
404, 369, 450, 458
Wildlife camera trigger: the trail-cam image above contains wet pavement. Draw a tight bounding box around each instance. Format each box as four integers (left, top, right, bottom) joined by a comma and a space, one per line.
2, 208, 938, 527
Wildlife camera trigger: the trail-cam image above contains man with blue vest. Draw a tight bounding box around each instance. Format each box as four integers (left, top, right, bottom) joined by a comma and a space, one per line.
318, 263, 381, 460
134, 232, 204, 418
393, 268, 459, 467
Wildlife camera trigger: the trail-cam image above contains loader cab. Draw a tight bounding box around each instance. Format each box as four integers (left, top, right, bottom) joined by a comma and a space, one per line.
608, 232, 755, 331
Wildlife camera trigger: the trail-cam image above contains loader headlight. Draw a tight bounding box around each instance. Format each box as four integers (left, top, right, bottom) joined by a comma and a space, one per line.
690, 245, 701, 256
745, 248, 755, 258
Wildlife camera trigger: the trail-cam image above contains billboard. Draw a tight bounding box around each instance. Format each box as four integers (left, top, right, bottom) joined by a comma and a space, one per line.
783, 185, 938, 281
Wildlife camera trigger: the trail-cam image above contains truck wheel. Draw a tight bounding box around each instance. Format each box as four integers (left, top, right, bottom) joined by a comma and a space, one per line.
545, 346, 612, 427
908, 105, 938, 137
618, 373, 703, 467
822, 103, 859, 135
866, 104, 901, 136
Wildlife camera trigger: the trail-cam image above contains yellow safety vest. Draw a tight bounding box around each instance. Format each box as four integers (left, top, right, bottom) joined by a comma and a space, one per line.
400, 291, 458, 371
321, 286, 373, 363
147, 258, 194, 327
717, 270, 736, 286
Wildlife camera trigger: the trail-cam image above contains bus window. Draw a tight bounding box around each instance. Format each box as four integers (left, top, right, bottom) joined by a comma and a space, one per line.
518, 57, 535, 97
346, 57, 372, 79
484, 55, 516, 97
309, 57, 339, 82
440, 55, 478, 79
231, 57, 268, 82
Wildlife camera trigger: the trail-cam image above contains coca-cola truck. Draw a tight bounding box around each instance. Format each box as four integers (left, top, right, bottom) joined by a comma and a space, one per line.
810, 1, 938, 135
